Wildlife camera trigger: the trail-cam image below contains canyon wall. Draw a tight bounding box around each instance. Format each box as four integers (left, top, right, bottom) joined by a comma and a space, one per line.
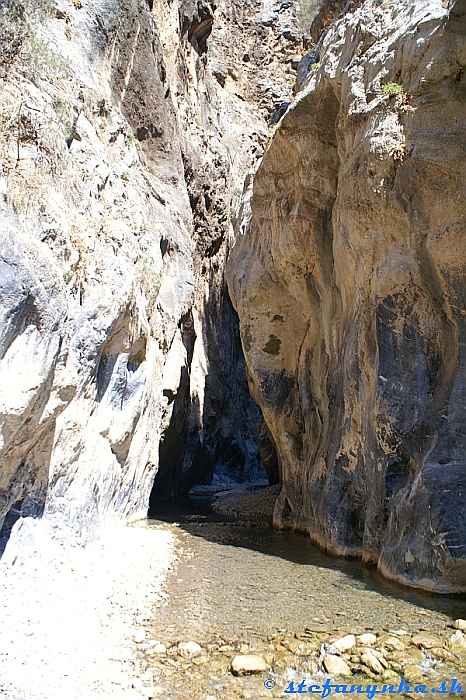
228, 0, 466, 592
0, 0, 304, 553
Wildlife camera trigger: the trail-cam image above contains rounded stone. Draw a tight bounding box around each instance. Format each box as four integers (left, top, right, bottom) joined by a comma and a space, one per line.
453, 619, 466, 631
178, 641, 202, 659
404, 664, 424, 682
333, 634, 356, 652
230, 654, 269, 675
449, 630, 466, 649
358, 633, 377, 646
383, 636, 405, 651
411, 634, 440, 649
361, 650, 384, 674
322, 654, 352, 677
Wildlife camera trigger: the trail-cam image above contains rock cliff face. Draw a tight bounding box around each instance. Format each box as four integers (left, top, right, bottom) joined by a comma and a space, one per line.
0, 0, 304, 551
228, 0, 466, 592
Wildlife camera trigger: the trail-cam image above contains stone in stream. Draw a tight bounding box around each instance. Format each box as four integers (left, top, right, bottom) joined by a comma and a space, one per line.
320, 642, 339, 656
230, 654, 269, 675
178, 641, 202, 658
332, 634, 356, 652
448, 630, 466, 650
152, 643, 167, 654
322, 654, 352, 676
358, 633, 377, 646
382, 636, 405, 651
404, 664, 425, 683
454, 619, 466, 631
390, 648, 425, 665
411, 633, 440, 649
360, 650, 385, 674
430, 647, 458, 662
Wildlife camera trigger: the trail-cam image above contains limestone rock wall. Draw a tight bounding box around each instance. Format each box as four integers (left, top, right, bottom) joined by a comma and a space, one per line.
0, 0, 305, 550
227, 0, 466, 592
149, 0, 306, 496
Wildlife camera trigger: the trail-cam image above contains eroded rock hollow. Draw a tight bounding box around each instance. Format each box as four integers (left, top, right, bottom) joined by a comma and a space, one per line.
227, 0, 466, 592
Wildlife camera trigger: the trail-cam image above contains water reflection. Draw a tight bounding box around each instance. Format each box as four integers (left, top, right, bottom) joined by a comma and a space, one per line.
148, 489, 466, 624
144, 490, 466, 700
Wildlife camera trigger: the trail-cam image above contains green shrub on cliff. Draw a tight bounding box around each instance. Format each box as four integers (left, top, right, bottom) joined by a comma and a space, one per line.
381, 81, 404, 97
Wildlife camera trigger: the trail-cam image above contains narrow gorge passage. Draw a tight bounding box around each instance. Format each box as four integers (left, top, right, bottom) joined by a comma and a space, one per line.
0, 0, 465, 697
139, 490, 466, 699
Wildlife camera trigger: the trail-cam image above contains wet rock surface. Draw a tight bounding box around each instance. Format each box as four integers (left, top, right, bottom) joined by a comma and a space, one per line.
227, 0, 466, 592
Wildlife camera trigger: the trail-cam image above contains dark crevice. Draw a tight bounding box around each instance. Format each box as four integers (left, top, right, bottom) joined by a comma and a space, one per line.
0, 500, 23, 558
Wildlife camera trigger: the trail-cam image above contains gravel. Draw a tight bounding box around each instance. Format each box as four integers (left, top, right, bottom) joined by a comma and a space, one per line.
211, 484, 280, 525
0, 519, 175, 700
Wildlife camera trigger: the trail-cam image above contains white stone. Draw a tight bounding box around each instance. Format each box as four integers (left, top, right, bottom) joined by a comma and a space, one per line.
133, 629, 146, 644
358, 633, 377, 646
230, 654, 269, 675
333, 634, 356, 652
449, 630, 466, 648
383, 636, 405, 651
453, 619, 466, 631
322, 654, 352, 677
411, 633, 440, 649
178, 641, 202, 659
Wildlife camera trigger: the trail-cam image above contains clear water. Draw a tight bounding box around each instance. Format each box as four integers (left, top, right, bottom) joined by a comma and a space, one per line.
140, 491, 466, 699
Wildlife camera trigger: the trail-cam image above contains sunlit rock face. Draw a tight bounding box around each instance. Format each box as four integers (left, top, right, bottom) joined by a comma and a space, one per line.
228, 0, 466, 592
0, 0, 306, 549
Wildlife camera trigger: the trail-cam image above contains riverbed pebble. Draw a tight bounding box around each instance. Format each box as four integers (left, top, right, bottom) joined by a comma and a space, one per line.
361, 650, 385, 674
333, 634, 356, 652
322, 654, 352, 676
449, 630, 466, 649
430, 647, 457, 661
454, 619, 466, 631
321, 642, 339, 656
358, 633, 377, 645
382, 636, 405, 651
230, 654, 269, 675
403, 664, 425, 682
178, 641, 202, 658
411, 633, 440, 649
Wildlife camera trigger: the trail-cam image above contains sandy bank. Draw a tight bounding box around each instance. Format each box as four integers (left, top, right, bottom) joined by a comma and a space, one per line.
0, 521, 175, 700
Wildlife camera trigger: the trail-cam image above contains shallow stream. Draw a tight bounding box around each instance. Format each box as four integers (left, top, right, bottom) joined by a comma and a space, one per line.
138, 489, 466, 700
